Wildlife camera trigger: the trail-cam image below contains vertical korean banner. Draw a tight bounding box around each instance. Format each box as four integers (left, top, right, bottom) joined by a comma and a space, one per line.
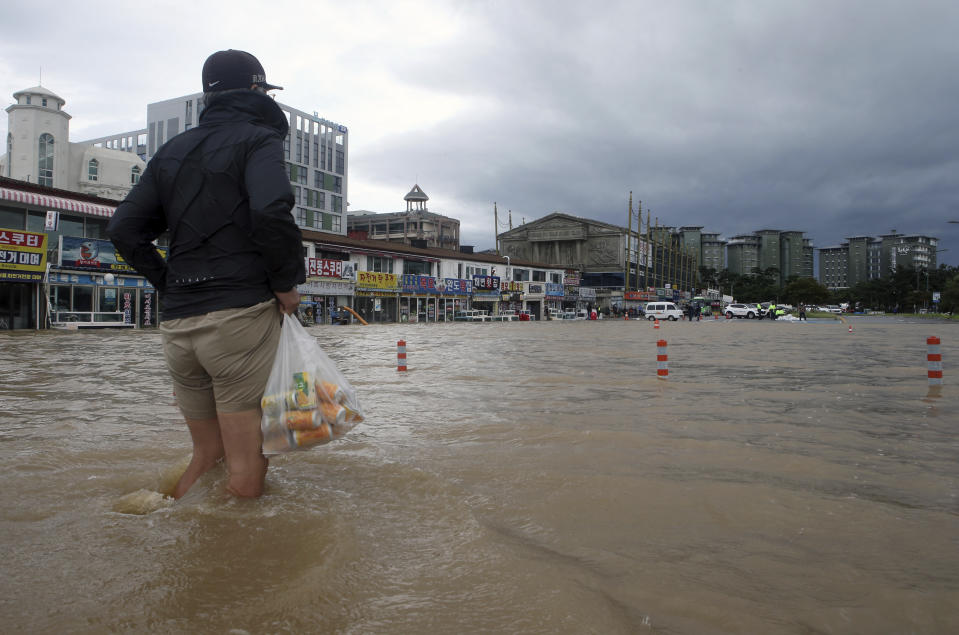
122, 291, 133, 324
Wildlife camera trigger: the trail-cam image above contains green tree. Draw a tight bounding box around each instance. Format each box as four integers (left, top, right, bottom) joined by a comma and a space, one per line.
939, 272, 959, 313
783, 277, 831, 306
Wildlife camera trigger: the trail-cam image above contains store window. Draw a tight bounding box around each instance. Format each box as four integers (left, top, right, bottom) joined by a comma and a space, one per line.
131, 166, 141, 184
99, 287, 118, 312
87, 158, 99, 181
466, 266, 488, 277
38, 133, 54, 186
403, 260, 431, 276
367, 256, 393, 273
84, 218, 108, 239
73, 286, 93, 312
0, 206, 24, 229
50, 286, 71, 312
26, 211, 46, 232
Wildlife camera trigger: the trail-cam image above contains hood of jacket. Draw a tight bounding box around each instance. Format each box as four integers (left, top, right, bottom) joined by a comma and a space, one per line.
198, 89, 289, 137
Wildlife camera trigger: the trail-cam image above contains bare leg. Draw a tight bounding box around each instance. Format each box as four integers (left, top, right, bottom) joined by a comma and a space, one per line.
174, 416, 225, 499
218, 409, 269, 498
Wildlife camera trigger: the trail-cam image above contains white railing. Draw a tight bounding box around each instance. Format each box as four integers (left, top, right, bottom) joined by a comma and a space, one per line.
51, 312, 135, 328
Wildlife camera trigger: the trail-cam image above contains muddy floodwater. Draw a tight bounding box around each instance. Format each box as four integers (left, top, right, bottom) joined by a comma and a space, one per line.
1, 316, 957, 634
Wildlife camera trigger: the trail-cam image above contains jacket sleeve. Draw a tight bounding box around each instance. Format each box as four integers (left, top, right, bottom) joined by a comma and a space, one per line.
245, 134, 306, 292
106, 163, 169, 291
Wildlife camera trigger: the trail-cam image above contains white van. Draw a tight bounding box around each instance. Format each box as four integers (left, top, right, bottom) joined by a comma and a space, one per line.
644, 302, 683, 321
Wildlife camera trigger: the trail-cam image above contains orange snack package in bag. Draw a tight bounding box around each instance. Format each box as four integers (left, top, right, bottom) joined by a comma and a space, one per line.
259, 315, 366, 454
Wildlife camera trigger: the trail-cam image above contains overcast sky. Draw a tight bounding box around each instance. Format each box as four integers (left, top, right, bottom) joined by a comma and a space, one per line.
2, 0, 957, 266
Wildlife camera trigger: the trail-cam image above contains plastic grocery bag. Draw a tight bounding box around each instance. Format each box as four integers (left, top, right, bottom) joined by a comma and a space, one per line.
260, 314, 365, 454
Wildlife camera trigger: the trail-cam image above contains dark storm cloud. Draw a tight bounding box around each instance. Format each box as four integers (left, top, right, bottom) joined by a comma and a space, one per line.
354, 0, 959, 263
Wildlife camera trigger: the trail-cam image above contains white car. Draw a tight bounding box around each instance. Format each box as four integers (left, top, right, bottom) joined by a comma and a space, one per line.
644, 302, 683, 321
724, 303, 758, 319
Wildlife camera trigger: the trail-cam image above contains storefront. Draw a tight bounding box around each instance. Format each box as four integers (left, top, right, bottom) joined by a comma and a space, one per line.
470, 274, 501, 315
0, 227, 48, 330
47, 270, 157, 327
399, 274, 439, 322
544, 282, 564, 315
578, 286, 596, 310
498, 280, 524, 314
563, 271, 581, 311
437, 277, 472, 321
299, 258, 355, 325
354, 271, 399, 323
48, 235, 160, 328
522, 282, 544, 319
623, 291, 654, 314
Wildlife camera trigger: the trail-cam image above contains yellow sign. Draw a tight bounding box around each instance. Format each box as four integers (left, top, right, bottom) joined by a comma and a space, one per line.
0, 228, 48, 282
356, 271, 398, 290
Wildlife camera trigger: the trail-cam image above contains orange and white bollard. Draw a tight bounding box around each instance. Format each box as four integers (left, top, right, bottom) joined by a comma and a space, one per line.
397, 340, 407, 372
654, 319, 660, 329
848, 325, 853, 333
657, 339, 668, 379
927, 336, 942, 386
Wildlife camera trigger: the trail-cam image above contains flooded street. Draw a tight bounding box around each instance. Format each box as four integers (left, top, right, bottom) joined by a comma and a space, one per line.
1, 317, 957, 634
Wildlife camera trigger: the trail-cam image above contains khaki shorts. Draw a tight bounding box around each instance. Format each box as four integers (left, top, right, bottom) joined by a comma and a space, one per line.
161, 299, 281, 419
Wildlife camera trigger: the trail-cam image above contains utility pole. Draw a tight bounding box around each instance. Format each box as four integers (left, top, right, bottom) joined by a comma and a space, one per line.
495, 203, 500, 254
679, 246, 686, 294
643, 205, 649, 290
654, 217, 661, 291
625, 192, 633, 293
508, 209, 513, 230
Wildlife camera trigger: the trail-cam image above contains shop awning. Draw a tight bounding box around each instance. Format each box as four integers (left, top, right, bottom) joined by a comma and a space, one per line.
0, 187, 117, 218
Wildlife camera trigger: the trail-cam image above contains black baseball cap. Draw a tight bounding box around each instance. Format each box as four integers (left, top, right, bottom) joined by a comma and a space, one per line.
201, 49, 283, 93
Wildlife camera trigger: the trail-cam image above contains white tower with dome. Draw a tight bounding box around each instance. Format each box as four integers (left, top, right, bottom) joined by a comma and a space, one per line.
2, 85, 144, 200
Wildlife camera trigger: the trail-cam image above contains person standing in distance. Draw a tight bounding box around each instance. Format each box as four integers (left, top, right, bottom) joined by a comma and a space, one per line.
108, 50, 305, 499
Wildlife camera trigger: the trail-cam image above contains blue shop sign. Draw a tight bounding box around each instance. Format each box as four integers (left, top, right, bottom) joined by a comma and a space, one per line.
442, 278, 473, 295
545, 283, 564, 297
48, 270, 154, 288
401, 274, 438, 293
472, 274, 500, 291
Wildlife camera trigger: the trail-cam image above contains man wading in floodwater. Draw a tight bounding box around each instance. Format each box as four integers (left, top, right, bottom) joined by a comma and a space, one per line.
108, 50, 305, 498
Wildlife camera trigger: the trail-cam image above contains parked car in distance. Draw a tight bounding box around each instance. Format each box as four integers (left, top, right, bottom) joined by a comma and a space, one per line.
644, 302, 683, 321
825, 305, 843, 313
724, 303, 757, 319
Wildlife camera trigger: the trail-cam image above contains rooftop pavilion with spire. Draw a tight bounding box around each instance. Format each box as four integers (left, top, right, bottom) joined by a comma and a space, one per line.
347, 184, 461, 250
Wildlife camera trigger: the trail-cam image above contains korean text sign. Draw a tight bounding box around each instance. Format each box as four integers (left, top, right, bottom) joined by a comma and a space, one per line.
305, 258, 344, 278
471, 275, 500, 290
0, 228, 48, 282
356, 271, 398, 290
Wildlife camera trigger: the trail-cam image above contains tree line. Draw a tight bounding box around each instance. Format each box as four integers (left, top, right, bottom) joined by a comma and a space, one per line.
699, 265, 959, 313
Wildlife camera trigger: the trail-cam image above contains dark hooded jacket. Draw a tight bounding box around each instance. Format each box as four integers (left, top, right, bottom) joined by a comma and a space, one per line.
107, 90, 305, 320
